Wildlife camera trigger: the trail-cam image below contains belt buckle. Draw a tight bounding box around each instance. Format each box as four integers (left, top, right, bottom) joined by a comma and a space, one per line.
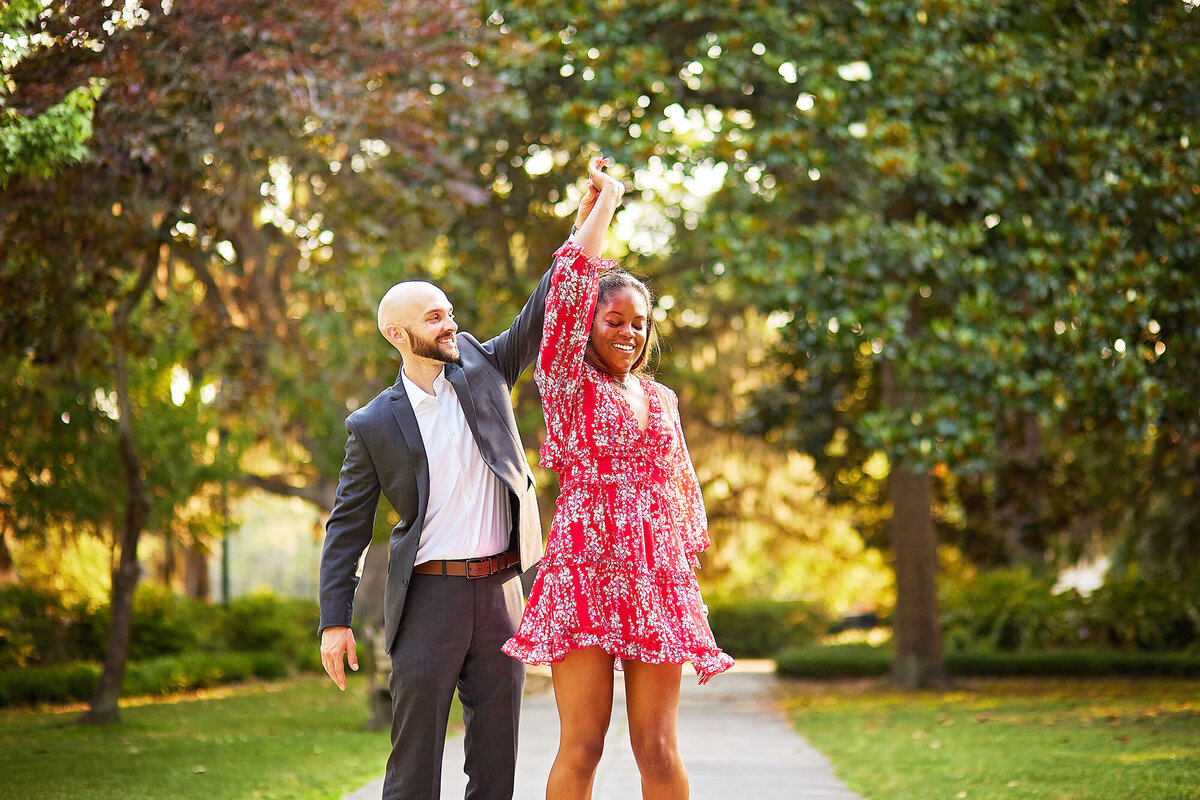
465, 556, 494, 579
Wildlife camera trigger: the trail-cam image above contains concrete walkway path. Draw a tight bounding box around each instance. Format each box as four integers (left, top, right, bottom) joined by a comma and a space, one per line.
343, 660, 863, 800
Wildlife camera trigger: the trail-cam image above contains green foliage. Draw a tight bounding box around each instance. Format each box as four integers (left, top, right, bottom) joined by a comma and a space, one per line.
219, 592, 316, 661
0, 650, 299, 708
1086, 574, 1200, 651
706, 599, 829, 657
712, 0, 1200, 571
0, 584, 68, 669
0, 585, 318, 706
939, 568, 1200, 654
0, 584, 103, 668
0, 661, 101, 706
122, 652, 257, 697
0, 80, 103, 186
939, 568, 1084, 653
246, 652, 290, 681
0, 3, 103, 187
123, 584, 208, 661
775, 643, 891, 679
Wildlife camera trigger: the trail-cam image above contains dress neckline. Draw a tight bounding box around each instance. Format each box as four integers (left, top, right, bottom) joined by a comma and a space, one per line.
586, 363, 657, 435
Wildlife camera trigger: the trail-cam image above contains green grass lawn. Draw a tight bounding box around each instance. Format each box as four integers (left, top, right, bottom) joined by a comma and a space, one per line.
782, 677, 1200, 800
0, 675, 395, 800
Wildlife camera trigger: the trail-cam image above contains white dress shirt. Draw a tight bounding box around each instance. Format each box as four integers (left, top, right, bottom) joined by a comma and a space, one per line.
402, 366, 512, 564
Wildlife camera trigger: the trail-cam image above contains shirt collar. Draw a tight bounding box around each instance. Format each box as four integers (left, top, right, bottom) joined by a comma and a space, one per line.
401, 365, 448, 406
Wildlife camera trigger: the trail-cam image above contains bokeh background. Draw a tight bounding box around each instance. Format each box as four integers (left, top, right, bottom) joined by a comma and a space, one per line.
2, 0, 1198, 734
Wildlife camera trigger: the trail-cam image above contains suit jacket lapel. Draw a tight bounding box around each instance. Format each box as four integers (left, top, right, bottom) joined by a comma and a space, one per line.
387, 370, 430, 508
445, 362, 483, 445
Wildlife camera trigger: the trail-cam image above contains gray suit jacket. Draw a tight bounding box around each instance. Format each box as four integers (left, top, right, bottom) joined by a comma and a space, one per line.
318, 269, 552, 654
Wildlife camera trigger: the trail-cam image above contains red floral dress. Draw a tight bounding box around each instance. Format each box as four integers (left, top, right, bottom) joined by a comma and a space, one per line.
502, 242, 734, 682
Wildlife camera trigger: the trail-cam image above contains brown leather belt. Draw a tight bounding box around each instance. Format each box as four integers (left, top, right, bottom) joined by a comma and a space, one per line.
411, 550, 520, 579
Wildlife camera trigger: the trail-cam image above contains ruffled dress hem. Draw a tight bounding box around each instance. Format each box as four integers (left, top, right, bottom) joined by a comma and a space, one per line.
501, 633, 734, 684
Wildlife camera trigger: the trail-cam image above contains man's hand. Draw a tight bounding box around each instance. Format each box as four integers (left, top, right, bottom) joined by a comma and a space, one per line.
573, 155, 622, 233
320, 626, 359, 691
588, 155, 623, 198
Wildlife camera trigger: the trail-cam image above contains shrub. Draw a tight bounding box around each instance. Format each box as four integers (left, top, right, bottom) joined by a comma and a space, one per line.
775, 644, 891, 679
126, 584, 210, 661
939, 567, 1086, 654
250, 652, 291, 680
123, 652, 255, 696
1084, 575, 1200, 651
0, 650, 302, 708
220, 593, 316, 660
0, 661, 102, 706
706, 599, 829, 658
939, 568, 1200, 655
0, 585, 68, 669
65, 601, 109, 662
293, 645, 323, 674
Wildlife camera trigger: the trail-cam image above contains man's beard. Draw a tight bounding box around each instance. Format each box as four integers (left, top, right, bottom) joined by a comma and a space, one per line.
406, 327, 459, 362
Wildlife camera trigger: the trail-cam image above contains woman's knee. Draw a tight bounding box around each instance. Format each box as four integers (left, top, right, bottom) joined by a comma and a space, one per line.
630, 729, 681, 776
558, 735, 606, 773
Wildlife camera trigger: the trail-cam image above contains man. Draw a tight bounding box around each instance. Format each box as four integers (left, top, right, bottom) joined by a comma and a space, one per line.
318, 179, 602, 800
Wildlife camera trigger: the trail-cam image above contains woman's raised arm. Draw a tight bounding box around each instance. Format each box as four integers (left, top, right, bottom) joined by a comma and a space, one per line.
569, 156, 624, 257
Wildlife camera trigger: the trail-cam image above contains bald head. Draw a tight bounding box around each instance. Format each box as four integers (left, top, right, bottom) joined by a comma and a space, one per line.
378, 281, 445, 338
377, 281, 459, 363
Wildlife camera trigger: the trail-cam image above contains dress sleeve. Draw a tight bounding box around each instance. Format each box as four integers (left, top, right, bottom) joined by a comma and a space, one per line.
534, 241, 615, 467
658, 385, 712, 562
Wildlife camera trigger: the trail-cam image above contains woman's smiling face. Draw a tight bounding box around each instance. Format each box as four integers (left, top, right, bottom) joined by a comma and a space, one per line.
588, 286, 649, 377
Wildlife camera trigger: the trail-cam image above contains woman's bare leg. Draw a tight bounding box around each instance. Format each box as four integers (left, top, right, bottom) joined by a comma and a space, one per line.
624, 660, 688, 799
546, 647, 615, 800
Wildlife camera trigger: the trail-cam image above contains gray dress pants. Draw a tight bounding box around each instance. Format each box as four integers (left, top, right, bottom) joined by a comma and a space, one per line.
383, 566, 526, 800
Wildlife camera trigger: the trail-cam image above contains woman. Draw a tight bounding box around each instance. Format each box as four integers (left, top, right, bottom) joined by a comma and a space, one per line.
503, 157, 733, 799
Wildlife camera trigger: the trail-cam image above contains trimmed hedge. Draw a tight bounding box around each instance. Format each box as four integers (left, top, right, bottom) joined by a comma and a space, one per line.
1, 585, 320, 670
0, 662, 103, 706
706, 599, 829, 658
774, 644, 890, 679
0, 651, 294, 708
946, 650, 1200, 678
775, 644, 1200, 680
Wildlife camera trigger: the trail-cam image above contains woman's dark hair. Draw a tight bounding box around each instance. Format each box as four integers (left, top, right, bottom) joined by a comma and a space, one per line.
591, 268, 660, 377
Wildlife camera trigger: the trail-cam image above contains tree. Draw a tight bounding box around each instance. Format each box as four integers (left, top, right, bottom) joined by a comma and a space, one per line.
723, 0, 1200, 683
479, 0, 1200, 688
1, 0, 499, 722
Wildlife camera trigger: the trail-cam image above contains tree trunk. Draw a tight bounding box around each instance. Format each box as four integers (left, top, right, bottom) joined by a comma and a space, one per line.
79, 336, 149, 725
159, 529, 176, 587
79, 248, 159, 726
183, 545, 210, 601
887, 466, 946, 689
0, 527, 15, 584
881, 293, 947, 690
